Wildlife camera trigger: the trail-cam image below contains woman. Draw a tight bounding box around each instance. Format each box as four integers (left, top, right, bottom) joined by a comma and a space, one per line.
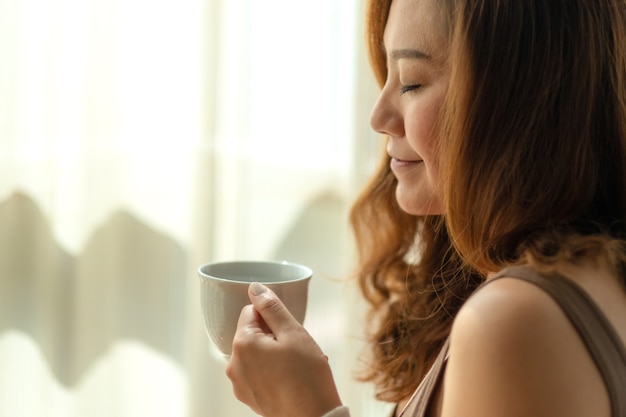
225, 0, 626, 416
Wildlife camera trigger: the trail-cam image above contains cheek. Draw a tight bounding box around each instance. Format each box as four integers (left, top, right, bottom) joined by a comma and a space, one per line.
405, 106, 441, 162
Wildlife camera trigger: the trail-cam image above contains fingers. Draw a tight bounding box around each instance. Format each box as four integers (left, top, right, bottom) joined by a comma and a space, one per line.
226, 284, 344, 417
235, 303, 273, 339
247, 282, 300, 337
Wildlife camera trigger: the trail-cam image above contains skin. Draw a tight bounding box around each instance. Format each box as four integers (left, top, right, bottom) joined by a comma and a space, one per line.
225, 283, 342, 417
227, 0, 626, 415
369, 0, 448, 216
442, 273, 615, 417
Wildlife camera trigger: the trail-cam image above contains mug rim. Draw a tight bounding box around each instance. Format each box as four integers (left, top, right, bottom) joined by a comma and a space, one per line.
197, 260, 313, 284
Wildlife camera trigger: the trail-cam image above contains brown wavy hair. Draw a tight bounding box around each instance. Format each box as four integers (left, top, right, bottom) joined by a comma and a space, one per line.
351, 0, 626, 403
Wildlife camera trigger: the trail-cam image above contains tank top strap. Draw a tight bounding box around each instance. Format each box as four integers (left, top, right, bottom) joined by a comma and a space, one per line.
491, 265, 626, 417
397, 338, 450, 417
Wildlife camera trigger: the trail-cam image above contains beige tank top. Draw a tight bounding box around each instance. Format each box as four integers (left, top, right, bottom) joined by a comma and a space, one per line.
398, 265, 626, 417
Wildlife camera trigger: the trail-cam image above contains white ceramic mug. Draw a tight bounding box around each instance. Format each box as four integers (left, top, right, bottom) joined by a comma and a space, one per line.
198, 260, 312, 356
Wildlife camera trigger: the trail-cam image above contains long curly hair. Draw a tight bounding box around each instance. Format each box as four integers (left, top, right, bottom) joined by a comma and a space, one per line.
351, 0, 626, 403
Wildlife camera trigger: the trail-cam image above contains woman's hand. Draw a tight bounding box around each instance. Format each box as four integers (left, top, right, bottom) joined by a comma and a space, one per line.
225, 282, 343, 417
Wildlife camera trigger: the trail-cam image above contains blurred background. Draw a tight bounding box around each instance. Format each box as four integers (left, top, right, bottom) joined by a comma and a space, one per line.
0, 0, 391, 415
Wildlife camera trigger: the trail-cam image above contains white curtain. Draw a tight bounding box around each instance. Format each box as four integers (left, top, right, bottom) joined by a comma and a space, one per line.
0, 0, 391, 416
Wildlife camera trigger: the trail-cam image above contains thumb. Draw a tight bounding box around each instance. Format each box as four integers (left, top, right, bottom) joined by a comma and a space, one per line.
248, 282, 299, 337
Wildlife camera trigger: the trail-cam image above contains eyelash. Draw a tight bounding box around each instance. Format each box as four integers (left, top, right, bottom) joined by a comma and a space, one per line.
400, 84, 422, 95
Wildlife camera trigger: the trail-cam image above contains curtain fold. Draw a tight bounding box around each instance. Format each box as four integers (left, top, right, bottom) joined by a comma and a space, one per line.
0, 0, 386, 415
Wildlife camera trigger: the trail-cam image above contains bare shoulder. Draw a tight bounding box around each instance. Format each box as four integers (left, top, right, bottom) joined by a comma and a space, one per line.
453, 276, 570, 342
441, 276, 610, 417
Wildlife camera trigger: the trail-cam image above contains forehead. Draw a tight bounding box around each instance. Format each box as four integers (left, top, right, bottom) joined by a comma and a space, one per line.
383, 0, 447, 59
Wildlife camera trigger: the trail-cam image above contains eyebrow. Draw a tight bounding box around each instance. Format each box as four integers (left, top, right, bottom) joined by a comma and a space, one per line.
389, 48, 431, 60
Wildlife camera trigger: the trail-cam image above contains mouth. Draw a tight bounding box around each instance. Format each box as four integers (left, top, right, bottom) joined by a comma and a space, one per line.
390, 157, 423, 167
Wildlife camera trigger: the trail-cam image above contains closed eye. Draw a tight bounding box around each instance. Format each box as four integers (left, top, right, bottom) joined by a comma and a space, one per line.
400, 84, 422, 95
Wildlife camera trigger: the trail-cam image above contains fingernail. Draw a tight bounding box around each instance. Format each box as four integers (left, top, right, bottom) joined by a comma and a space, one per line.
250, 282, 268, 296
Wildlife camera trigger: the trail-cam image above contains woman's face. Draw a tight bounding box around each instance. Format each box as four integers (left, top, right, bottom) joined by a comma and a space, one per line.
370, 0, 449, 215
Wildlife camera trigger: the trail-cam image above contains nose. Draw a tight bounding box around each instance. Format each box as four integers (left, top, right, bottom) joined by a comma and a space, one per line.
370, 87, 404, 138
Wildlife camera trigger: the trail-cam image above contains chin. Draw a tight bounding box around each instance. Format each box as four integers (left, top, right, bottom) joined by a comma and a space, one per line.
396, 190, 443, 216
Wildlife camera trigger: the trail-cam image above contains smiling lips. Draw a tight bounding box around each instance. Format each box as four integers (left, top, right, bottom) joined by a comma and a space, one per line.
390, 156, 423, 171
